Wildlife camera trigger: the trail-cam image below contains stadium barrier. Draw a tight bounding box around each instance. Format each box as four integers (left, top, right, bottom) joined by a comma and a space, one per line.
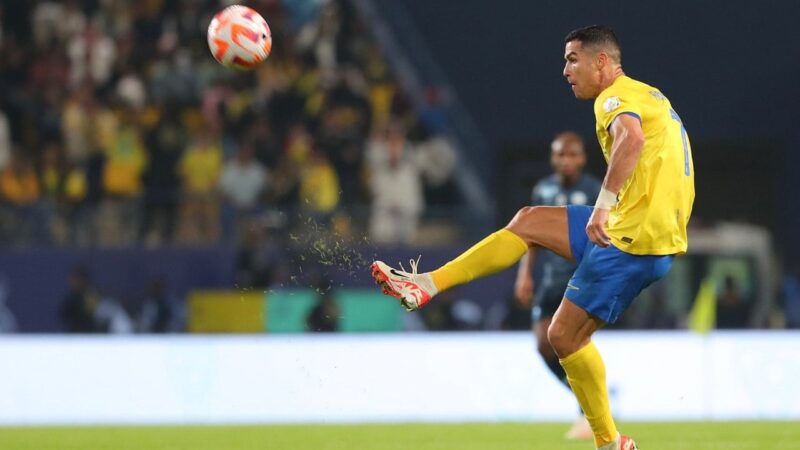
187, 289, 402, 333
0, 331, 798, 425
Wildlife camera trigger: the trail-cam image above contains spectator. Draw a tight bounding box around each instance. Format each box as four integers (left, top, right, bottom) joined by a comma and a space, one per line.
366, 121, 424, 244
139, 106, 185, 245
783, 266, 800, 329
306, 286, 339, 332
717, 275, 750, 329
0, 275, 18, 333
62, 160, 90, 245
115, 69, 147, 111
60, 266, 100, 333
0, 153, 47, 245
61, 83, 108, 164
98, 107, 147, 245
38, 141, 67, 242
299, 149, 340, 219
32, 0, 85, 49
415, 132, 458, 207
0, 153, 40, 205
138, 277, 183, 333
178, 128, 222, 243
0, 107, 10, 171
67, 21, 116, 88
219, 142, 269, 241
236, 226, 278, 289
296, 2, 341, 73
94, 295, 134, 333
418, 86, 448, 136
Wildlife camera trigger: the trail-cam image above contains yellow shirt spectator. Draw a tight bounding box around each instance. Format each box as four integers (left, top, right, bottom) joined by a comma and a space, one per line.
299, 154, 340, 214
64, 167, 87, 202
179, 138, 222, 194
0, 162, 40, 205
103, 126, 147, 196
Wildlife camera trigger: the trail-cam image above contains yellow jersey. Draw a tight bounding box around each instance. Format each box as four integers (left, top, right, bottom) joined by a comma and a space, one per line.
594, 75, 695, 255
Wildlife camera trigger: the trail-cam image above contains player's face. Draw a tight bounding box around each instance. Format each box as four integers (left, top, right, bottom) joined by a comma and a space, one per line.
551, 138, 586, 178
563, 41, 602, 99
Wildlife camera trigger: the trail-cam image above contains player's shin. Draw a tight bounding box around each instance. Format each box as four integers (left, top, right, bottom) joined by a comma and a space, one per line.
429, 229, 528, 292
559, 341, 619, 447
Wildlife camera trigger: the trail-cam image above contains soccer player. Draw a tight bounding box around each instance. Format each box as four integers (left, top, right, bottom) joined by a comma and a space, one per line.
515, 131, 600, 440
371, 25, 694, 450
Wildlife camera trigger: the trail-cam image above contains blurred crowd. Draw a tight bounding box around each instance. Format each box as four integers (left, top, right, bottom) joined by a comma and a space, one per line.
0, 0, 458, 248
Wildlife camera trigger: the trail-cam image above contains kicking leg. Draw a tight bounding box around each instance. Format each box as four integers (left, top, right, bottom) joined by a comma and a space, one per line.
372, 206, 572, 310
431, 206, 573, 292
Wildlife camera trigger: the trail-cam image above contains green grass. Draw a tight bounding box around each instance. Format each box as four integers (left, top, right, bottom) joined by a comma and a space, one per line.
1, 422, 798, 450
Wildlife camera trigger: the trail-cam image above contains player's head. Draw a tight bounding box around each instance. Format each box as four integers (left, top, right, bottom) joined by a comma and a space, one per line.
563, 25, 622, 99
550, 131, 586, 180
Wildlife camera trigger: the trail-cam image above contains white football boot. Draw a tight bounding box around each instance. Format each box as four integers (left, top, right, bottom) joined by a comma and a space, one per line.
370, 259, 436, 311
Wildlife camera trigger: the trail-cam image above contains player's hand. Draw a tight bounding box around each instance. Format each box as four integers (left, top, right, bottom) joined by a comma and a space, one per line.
586, 207, 611, 248
514, 273, 534, 302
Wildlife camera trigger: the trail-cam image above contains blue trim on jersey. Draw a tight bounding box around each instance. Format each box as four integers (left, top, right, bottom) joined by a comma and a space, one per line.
606, 111, 642, 133
669, 108, 691, 176
565, 205, 674, 323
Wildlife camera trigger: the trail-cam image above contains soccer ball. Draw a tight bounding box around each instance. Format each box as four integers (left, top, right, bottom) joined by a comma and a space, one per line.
207, 5, 272, 70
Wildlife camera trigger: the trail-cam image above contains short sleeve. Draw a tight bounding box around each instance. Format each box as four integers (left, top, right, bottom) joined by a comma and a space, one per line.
594, 94, 643, 133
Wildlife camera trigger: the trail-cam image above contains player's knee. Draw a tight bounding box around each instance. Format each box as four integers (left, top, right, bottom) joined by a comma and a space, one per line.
507, 206, 542, 232
515, 205, 540, 222
546, 321, 572, 357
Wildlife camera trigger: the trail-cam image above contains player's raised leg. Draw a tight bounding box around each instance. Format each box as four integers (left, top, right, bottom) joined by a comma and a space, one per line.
371, 206, 572, 310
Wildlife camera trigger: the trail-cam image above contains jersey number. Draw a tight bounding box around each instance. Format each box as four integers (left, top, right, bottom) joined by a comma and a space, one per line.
669, 108, 691, 176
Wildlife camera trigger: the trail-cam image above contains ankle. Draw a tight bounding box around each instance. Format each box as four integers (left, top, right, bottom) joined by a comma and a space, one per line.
596, 434, 620, 450
418, 273, 439, 296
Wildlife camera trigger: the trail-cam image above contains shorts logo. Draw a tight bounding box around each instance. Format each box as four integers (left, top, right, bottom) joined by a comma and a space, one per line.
566, 284, 580, 291
621, 237, 634, 244
603, 96, 621, 113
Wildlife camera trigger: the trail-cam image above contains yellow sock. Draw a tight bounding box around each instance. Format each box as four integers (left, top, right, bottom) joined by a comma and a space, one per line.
430, 229, 528, 292
559, 341, 618, 448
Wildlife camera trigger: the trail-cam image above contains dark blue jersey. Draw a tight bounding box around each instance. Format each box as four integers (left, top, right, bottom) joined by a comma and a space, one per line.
531, 173, 602, 288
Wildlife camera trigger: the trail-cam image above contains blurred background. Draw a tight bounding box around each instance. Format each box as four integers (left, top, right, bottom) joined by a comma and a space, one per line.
0, 0, 799, 431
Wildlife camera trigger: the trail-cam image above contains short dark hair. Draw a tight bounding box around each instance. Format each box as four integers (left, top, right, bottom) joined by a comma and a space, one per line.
564, 25, 622, 63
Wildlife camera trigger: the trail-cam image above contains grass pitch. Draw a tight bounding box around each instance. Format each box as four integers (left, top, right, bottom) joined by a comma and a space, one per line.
1, 422, 798, 450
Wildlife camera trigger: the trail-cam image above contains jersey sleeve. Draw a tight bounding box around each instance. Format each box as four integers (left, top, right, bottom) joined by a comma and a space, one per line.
594, 90, 644, 133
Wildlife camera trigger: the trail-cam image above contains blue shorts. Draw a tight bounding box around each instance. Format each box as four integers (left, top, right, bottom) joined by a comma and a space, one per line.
565, 205, 674, 323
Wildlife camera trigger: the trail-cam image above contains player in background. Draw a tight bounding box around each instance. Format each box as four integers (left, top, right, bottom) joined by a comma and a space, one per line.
515, 131, 600, 441
372, 24, 694, 450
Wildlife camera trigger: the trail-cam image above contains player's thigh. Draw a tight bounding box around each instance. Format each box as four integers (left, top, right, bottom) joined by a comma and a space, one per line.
548, 297, 604, 357
505, 206, 572, 260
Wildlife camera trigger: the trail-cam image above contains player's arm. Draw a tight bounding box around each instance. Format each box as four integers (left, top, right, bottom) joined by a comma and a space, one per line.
587, 113, 645, 247
514, 248, 537, 301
